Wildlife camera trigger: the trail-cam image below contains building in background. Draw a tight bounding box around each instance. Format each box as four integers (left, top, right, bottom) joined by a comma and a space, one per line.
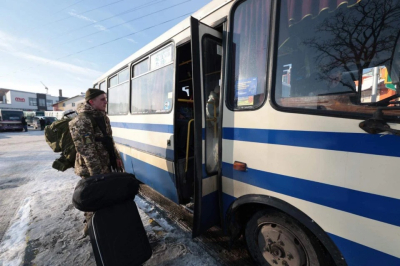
52, 94, 85, 112
0, 88, 67, 111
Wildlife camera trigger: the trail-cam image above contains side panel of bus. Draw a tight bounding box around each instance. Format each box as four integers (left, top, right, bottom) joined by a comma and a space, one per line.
222, 0, 400, 265
109, 50, 179, 204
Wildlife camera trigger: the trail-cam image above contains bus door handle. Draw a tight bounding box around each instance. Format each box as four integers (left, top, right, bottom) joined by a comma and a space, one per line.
233, 161, 247, 172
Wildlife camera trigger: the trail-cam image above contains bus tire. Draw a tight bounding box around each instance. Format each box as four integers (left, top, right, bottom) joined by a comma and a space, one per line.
245, 209, 325, 266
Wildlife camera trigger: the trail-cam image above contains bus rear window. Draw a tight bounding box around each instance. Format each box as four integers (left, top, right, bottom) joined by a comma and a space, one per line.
275, 0, 400, 117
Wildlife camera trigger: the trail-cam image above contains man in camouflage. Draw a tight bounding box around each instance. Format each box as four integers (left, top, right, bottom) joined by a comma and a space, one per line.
69, 88, 123, 237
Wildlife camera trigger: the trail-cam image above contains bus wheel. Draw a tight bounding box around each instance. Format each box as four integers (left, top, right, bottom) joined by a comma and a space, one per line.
245, 210, 324, 266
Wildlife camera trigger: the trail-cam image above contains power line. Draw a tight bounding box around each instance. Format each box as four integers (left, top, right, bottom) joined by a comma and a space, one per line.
24, 0, 87, 26
53, 0, 86, 15
73, 0, 126, 16
0, 12, 193, 78
0, 0, 86, 41
48, 0, 165, 41
14, 0, 188, 56
60, 12, 193, 58
63, 0, 191, 45
28, 0, 127, 32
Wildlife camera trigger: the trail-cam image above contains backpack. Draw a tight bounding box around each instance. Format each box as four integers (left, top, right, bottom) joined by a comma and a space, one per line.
45, 113, 97, 172
45, 117, 76, 171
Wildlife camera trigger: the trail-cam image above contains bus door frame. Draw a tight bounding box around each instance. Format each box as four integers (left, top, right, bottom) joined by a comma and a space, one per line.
190, 16, 224, 238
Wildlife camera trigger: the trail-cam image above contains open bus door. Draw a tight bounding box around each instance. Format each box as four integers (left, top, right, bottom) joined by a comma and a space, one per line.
190, 17, 223, 238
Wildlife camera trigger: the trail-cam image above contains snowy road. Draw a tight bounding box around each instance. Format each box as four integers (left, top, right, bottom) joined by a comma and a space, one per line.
0, 129, 222, 266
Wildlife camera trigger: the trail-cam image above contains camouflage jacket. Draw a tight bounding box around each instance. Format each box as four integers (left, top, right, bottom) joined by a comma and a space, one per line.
69, 103, 122, 177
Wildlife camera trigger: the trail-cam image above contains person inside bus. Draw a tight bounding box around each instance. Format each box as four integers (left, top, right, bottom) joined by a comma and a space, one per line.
206, 85, 220, 170
206, 85, 220, 126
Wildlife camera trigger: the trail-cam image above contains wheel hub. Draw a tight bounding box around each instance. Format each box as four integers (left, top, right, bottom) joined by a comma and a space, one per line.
270, 244, 285, 258
257, 223, 307, 266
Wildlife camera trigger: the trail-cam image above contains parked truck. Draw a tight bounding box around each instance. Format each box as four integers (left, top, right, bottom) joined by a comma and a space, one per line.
0, 109, 24, 131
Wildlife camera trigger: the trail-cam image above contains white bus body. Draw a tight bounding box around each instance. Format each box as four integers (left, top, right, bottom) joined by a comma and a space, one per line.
94, 0, 400, 265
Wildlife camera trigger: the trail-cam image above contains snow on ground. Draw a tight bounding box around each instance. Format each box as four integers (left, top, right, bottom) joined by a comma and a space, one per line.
0, 198, 31, 266
0, 129, 220, 266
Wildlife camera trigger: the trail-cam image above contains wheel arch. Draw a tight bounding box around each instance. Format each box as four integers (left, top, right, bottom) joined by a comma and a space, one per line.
226, 194, 347, 266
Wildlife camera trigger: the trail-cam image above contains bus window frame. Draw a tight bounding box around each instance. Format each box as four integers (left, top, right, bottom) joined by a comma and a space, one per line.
150, 44, 173, 71
99, 81, 106, 91
108, 74, 118, 88
108, 66, 131, 116
129, 42, 175, 116
132, 58, 150, 78
118, 67, 130, 83
225, 0, 272, 112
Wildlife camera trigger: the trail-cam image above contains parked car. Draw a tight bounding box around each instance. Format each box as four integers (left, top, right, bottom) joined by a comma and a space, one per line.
32, 116, 57, 129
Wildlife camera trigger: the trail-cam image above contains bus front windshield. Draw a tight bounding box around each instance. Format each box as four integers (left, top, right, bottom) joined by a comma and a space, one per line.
275, 0, 400, 117
1, 111, 23, 121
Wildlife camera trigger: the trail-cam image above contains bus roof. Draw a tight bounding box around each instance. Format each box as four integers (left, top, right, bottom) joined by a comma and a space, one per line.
93, 0, 233, 84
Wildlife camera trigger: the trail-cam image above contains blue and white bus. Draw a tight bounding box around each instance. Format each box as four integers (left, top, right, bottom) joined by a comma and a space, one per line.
94, 0, 400, 265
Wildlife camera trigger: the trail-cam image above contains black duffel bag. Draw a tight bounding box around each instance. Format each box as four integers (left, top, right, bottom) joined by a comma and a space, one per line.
72, 172, 140, 212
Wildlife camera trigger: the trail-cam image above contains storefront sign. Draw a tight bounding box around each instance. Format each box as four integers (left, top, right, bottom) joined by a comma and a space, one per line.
15, 97, 25, 102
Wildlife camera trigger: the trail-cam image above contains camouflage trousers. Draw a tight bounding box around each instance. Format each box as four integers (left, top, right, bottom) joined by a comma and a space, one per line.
84, 211, 94, 224
81, 176, 93, 236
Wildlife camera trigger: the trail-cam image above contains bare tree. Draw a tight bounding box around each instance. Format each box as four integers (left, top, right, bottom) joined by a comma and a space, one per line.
304, 0, 400, 91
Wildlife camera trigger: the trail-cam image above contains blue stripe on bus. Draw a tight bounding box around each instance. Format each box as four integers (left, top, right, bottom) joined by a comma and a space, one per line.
201, 191, 220, 229
222, 162, 400, 227
111, 122, 174, 133
222, 192, 236, 224
114, 136, 174, 161
222, 192, 400, 265
120, 151, 179, 204
223, 128, 400, 157
328, 233, 400, 266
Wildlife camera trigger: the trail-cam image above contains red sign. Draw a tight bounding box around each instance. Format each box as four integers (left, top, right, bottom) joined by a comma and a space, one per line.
15, 97, 25, 102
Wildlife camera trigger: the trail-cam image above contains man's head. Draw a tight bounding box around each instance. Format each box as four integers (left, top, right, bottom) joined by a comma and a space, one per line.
85, 88, 107, 111
214, 85, 220, 94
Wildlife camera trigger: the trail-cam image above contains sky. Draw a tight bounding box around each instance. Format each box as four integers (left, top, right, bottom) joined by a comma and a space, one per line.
0, 0, 213, 98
